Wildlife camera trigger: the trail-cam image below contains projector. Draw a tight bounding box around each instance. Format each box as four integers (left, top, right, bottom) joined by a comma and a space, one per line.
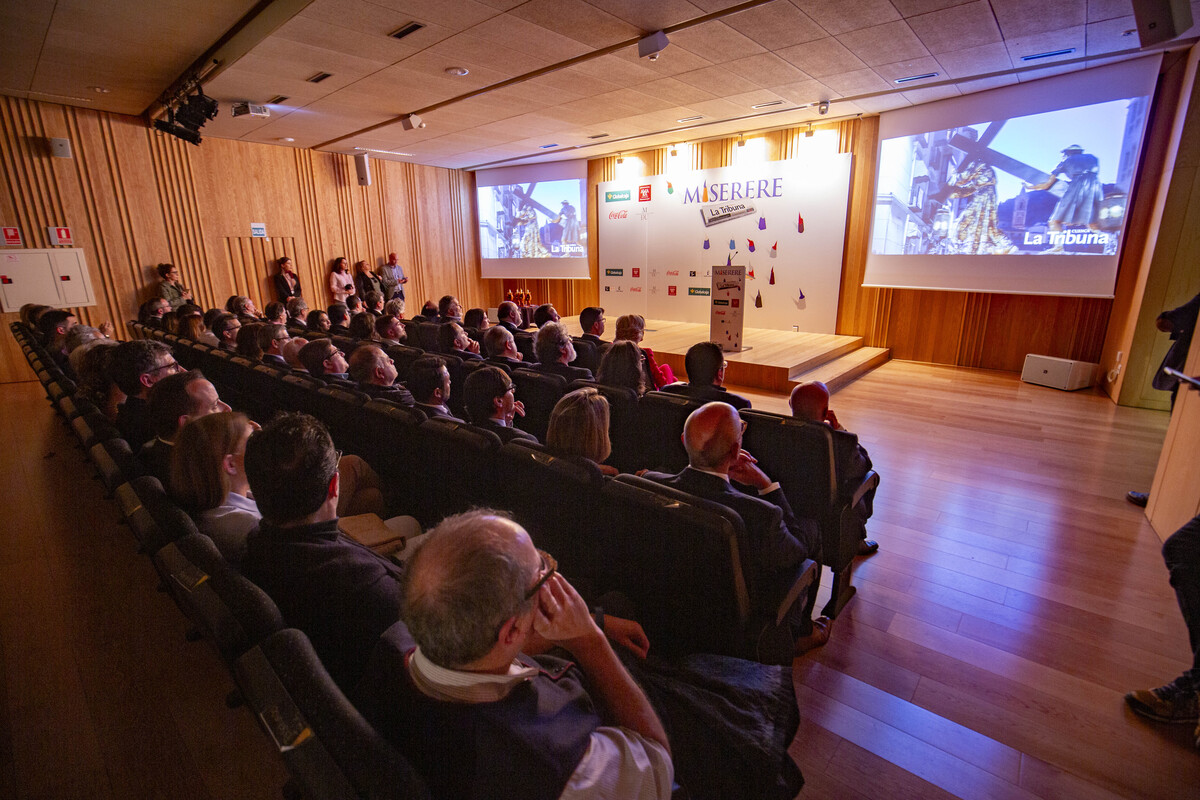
231, 103, 270, 118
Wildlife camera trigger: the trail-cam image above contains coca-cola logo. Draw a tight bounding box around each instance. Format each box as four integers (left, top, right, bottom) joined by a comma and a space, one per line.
608, 210, 628, 220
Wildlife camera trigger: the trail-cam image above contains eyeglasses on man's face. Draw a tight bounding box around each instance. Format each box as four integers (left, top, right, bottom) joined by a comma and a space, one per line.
525, 549, 557, 600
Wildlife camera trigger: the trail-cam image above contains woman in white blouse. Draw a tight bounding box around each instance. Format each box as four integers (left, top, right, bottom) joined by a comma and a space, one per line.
328, 256, 356, 304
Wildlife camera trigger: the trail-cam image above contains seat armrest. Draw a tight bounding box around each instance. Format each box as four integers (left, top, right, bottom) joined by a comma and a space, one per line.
774, 558, 819, 626
849, 469, 879, 507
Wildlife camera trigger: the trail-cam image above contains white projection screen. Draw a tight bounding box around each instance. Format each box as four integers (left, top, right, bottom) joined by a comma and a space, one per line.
475, 159, 589, 279
864, 56, 1161, 297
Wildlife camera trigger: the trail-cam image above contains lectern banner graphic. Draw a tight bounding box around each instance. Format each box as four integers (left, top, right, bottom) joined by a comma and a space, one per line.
710, 265, 745, 351
597, 150, 850, 333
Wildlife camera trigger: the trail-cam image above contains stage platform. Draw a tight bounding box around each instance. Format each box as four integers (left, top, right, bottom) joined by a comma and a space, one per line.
562, 317, 889, 394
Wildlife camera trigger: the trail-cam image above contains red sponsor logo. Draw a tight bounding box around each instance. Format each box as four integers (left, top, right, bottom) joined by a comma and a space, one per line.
630, 286, 642, 293
668, 286, 677, 296
715, 309, 726, 316
608, 210, 628, 219
731, 298, 740, 308
632, 268, 640, 278
638, 185, 652, 202
666, 269, 679, 276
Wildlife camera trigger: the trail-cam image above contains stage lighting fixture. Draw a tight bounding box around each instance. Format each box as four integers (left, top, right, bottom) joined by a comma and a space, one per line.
154, 116, 202, 145
400, 113, 426, 130
638, 30, 669, 61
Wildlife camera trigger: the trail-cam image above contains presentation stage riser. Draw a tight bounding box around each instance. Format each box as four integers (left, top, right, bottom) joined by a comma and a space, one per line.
597, 153, 851, 334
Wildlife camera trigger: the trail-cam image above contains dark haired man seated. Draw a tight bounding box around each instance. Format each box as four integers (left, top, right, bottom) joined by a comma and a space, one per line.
142, 370, 229, 484
408, 355, 461, 420
437, 322, 482, 360
642, 402, 829, 654
357, 510, 673, 799
348, 344, 415, 406
483, 325, 528, 372
662, 341, 751, 410
463, 367, 535, 443
436, 295, 463, 325
242, 413, 404, 692
327, 302, 351, 336
579, 306, 607, 346
211, 312, 241, 352
257, 323, 291, 368
297, 339, 353, 386
533, 303, 560, 328
111, 340, 183, 451
375, 314, 406, 347
533, 321, 593, 381
496, 300, 523, 333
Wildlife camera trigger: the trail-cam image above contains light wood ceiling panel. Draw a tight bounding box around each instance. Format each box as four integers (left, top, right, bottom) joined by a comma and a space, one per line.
907, 1, 1005, 53
795, 0, 904, 35
990, 0, 1087, 38
933, 42, 1015, 77
721, 2, 827, 50
664, 20, 768, 64
583, 0, 709, 30
509, 0, 641, 48
838, 20, 932, 67
776, 37, 869, 78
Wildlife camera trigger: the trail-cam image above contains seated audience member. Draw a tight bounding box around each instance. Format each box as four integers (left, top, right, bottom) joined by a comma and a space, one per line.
547, 388, 616, 475
65, 325, 103, 359
242, 413, 401, 691
496, 300, 523, 332
348, 311, 378, 341
298, 339, 351, 384
75, 339, 123, 420
354, 260, 384, 301
463, 367, 534, 443
642, 402, 828, 654
236, 323, 265, 360
357, 510, 673, 799
348, 345, 415, 406
263, 301, 287, 326
375, 314, 406, 346
281, 337, 308, 371
579, 306, 607, 346
436, 295, 463, 325
663, 341, 750, 410
346, 294, 364, 314
462, 307, 490, 331
142, 369, 230, 484
327, 302, 351, 335
597, 340, 648, 396
156, 263, 192, 310
415, 300, 439, 321
20, 303, 51, 331
171, 411, 259, 566
177, 311, 208, 343
383, 297, 405, 319
533, 321, 593, 380
286, 297, 309, 331
614, 314, 672, 390
408, 355, 460, 420
39, 309, 77, 372
790, 381, 878, 557
364, 291, 385, 315
160, 310, 179, 335
139, 297, 171, 328
211, 312, 242, 352
483, 325, 527, 371
256, 323, 291, 368
229, 295, 261, 322
273, 255, 302, 302
111, 340, 182, 450
533, 303, 560, 328
437, 322, 482, 359
306, 309, 331, 334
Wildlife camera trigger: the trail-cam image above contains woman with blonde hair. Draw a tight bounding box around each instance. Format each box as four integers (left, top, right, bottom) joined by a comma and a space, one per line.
546, 387, 616, 476
171, 411, 260, 565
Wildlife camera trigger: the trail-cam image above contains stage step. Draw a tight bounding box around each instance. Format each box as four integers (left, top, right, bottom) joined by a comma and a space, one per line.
789, 346, 890, 392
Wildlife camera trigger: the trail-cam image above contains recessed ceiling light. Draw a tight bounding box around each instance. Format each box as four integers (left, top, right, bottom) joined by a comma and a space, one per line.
539, 143, 558, 149
278, 137, 295, 143
354, 147, 414, 156
895, 72, 938, 83
750, 100, 783, 109
1021, 48, 1075, 61
89, 86, 111, 94
677, 115, 703, 122
267, 95, 289, 105
587, 133, 610, 139
307, 72, 333, 83
390, 22, 424, 40
445, 67, 469, 77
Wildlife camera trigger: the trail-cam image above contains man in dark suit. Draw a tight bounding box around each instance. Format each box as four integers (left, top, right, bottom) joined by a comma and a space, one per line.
532, 321, 593, 381
790, 381, 878, 557
579, 306, 607, 348
662, 341, 751, 409
142, 369, 231, 485
642, 401, 829, 654
298, 339, 354, 387
111, 339, 183, 451
463, 366, 536, 443
242, 413, 405, 693
349, 344, 415, 406
496, 300, 523, 333
327, 302, 351, 336
409, 355, 462, 420
437, 322, 482, 360
482, 325, 528, 372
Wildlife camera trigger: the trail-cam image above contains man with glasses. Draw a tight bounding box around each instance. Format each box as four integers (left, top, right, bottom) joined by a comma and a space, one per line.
256, 323, 291, 368
463, 366, 535, 443
348, 344, 414, 406
662, 341, 751, 410
642, 402, 828, 655
358, 510, 673, 800
211, 312, 241, 352
298, 339, 351, 385
109, 339, 182, 451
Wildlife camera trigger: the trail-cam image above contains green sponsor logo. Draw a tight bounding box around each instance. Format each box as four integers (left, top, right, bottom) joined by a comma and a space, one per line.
605, 190, 631, 202
688, 287, 711, 296
713, 299, 729, 306
605, 269, 624, 276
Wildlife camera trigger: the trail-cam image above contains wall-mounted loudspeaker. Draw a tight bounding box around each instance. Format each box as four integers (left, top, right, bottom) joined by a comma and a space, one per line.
1132, 0, 1193, 46
354, 153, 371, 187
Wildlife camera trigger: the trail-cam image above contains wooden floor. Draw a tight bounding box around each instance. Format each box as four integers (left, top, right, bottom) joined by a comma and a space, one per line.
1, 360, 1195, 799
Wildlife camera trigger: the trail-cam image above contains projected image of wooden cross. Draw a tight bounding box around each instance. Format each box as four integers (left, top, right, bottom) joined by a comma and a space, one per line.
929, 122, 1055, 206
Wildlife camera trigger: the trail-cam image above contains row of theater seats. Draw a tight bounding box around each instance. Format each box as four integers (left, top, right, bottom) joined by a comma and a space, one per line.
134, 318, 877, 619
11, 321, 430, 800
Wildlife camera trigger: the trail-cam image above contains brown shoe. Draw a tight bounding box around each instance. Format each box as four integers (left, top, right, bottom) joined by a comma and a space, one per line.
793, 616, 833, 656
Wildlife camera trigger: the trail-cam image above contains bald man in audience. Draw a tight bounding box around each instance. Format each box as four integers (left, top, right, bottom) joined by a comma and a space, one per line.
281, 337, 308, 371
790, 381, 878, 556
355, 510, 673, 799
496, 301, 523, 333
642, 402, 829, 654
348, 344, 415, 406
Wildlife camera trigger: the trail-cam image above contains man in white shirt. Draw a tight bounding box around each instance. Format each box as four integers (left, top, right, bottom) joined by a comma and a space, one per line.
356, 510, 673, 800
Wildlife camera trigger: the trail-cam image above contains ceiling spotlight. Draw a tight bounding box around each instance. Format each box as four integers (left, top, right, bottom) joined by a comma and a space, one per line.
805, 124, 813, 138
737, 134, 745, 147
400, 113, 426, 130
669, 144, 678, 156
279, 137, 295, 143
616, 153, 624, 164
89, 86, 110, 94
445, 67, 469, 76
818, 100, 829, 115
638, 30, 669, 61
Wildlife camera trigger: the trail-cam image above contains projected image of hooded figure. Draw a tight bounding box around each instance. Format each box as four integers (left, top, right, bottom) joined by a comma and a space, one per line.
1026, 145, 1103, 231
947, 158, 1015, 255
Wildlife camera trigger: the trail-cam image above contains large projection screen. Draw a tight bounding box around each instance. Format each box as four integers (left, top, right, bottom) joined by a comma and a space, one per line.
863, 56, 1160, 297
475, 160, 589, 280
